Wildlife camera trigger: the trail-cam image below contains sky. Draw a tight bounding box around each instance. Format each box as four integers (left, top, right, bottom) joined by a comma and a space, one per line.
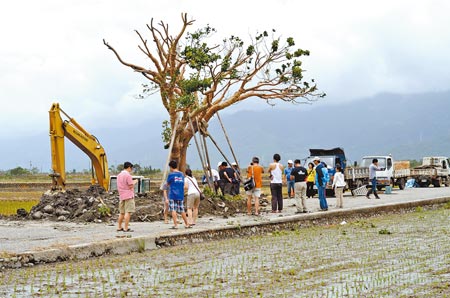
1, 0, 450, 169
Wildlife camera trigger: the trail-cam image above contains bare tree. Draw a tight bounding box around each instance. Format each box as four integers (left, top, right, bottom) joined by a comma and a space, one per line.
104, 13, 324, 171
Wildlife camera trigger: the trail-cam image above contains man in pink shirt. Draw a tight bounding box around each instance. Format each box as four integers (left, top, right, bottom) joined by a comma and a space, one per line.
117, 161, 138, 232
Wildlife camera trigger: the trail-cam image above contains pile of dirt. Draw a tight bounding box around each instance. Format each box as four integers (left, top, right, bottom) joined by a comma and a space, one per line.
23, 186, 248, 223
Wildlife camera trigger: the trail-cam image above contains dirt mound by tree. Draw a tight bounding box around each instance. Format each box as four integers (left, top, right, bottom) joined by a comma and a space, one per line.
22, 186, 248, 223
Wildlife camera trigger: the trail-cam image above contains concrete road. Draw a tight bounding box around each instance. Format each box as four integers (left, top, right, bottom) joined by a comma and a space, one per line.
0, 187, 449, 268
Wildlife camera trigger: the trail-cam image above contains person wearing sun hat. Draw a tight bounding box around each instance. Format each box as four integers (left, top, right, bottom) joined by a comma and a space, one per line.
284, 159, 295, 198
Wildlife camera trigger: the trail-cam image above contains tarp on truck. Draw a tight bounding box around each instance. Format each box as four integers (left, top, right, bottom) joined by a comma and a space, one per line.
309, 148, 345, 157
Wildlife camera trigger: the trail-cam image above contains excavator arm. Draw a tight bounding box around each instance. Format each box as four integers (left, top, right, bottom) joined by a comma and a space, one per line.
49, 103, 110, 191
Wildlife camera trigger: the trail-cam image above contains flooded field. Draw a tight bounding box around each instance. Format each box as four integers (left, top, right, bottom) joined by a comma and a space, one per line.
1, 206, 449, 297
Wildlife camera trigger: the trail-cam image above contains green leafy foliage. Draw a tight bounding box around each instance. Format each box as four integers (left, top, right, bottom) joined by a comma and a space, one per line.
97, 204, 111, 217
179, 76, 212, 94
8, 167, 32, 176
161, 120, 171, 144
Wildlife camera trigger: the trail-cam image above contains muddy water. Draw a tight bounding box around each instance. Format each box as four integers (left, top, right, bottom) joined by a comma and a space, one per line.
1, 207, 449, 297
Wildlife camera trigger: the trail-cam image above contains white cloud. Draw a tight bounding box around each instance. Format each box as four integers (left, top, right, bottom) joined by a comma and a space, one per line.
1, 0, 449, 137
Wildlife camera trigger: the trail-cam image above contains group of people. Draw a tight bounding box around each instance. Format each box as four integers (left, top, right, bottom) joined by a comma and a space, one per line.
245, 154, 334, 216
201, 162, 241, 196
114, 156, 382, 232
115, 160, 202, 231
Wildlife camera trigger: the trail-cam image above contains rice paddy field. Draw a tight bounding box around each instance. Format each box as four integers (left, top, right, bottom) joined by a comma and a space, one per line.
1, 206, 449, 297
0, 192, 41, 216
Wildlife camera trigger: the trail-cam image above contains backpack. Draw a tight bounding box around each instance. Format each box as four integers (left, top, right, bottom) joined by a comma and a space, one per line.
322, 167, 330, 183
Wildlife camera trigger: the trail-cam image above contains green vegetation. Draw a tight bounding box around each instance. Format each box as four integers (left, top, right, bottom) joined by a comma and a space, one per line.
0, 208, 448, 297
0, 199, 38, 216
97, 204, 111, 217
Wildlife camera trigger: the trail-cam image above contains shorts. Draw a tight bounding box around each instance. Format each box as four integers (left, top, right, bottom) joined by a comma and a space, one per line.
246, 188, 261, 198
186, 193, 200, 209
119, 198, 135, 214
168, 199, 185, 213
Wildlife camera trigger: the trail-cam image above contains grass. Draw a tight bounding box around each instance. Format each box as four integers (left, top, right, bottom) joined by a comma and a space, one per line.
0, 207, 449, 297
0, 191, 42, 216
0, 199, 39, 216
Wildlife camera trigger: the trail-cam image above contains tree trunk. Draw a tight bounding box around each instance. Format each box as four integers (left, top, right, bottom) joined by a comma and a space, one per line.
170, 122, 193, 172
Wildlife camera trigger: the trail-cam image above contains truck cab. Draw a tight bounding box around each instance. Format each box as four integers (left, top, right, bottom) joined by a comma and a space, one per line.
411, 156, 450, 187
421, 157, 450, 175
360, 155, 393, 189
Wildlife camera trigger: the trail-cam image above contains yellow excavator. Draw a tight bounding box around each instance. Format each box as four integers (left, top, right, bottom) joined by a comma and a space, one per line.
49, 103, 149, 193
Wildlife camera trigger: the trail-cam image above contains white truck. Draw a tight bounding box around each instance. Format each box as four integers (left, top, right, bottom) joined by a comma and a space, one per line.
410, 156, 450, 187
345, 155, 410, 192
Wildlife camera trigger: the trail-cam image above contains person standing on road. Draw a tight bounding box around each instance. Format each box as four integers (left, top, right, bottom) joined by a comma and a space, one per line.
313, 157, 329, 211
246, 157, 264, 216
116, 161, 138, 232
306, 162, 316, 198
166, 160, 190, 229
290, 159, 309, 213
268, 153, 284, 213
366, 158, 381, 199
284, 160, 295, 198
184, 169, 201, 226
332, 164, 346, 208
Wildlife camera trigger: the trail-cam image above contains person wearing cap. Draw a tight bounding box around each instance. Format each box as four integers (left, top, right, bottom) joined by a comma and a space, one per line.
231, 162, 241, 195
116, 161, 138, 232
313, 157, 329, 211
284, 160, 295, 198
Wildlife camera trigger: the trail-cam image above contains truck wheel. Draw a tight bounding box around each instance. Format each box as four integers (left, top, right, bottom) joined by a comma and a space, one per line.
398, 178, 405, 190
432, 179, 441, 188
417, 182, 426, 188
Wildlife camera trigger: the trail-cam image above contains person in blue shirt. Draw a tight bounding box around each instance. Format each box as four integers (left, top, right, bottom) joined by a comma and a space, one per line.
284, 160, 295, 198
166, 160, 191, 229
313, 157, 328, 211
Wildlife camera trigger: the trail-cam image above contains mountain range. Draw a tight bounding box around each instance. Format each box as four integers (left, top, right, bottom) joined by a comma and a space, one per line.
2, 90, 450, 172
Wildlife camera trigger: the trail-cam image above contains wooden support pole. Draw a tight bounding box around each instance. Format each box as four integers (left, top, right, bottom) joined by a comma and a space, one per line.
188, 116, 213, 189
160, 114, 180, 190
216, 111, 239, 167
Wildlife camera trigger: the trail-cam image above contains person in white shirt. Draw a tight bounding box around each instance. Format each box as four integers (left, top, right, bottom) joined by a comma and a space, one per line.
184, 169, 201, 226
332, 164, 346, 208
267, 153, 284, 213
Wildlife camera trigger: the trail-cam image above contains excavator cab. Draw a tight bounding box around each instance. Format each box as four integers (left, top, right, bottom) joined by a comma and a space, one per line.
109, 176, 150, 194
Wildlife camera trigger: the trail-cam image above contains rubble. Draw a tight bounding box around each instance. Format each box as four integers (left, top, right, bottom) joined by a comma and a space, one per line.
25, 186, 247, 223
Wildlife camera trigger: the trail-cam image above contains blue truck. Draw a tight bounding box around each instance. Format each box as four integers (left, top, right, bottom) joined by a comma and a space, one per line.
304, 147, 347, 196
